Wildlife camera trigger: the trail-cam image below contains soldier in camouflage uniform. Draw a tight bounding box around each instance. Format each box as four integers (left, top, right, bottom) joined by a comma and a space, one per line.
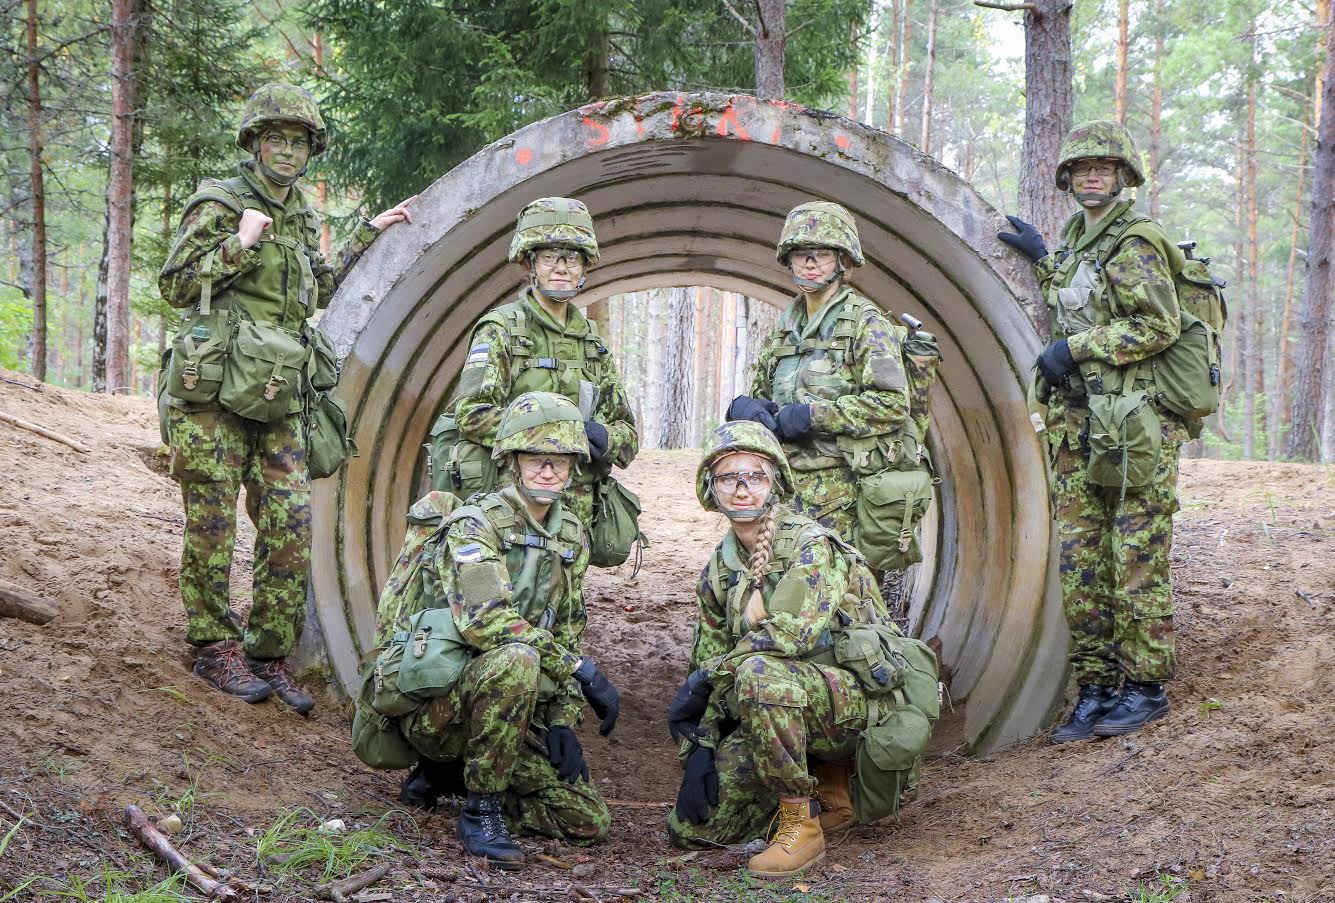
999, 121, 1182, 740
159, 83, 414, 711
665, 421, 868, 879
447, 198, 637, 531
399, 393, 620, 867
728, 203, 915, 587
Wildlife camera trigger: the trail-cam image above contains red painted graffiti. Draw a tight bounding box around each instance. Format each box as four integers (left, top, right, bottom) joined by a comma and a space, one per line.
834, 133, 851, 150
515, 147, 533, 165
582, 116, 610, 147
714, 96, 751, 140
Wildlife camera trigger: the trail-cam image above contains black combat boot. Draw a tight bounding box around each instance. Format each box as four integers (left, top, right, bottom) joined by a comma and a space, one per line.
399, 759, 466, 810
1092, 681, 1170, 736
457, 792, 524, 869
245, 656, 316, 715
193, 641, 272, 703
1050, 684, 1117, 744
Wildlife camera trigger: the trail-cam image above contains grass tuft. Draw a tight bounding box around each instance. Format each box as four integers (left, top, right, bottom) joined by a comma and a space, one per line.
5, 867, 185, 902
1128, 875, 1189, 902
255, 807, 406, 881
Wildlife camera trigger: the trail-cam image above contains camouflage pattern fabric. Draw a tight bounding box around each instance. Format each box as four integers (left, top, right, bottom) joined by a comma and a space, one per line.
694, 420, 795, 513
749, 288, 911, 543
167, 407, 310, 659
235, 82, 329, 154
492, 392, 590, 461
453, 289, 638, 527
507, 197, 600, 265
1055, 120, 1146, 190
775, 202, 865, 265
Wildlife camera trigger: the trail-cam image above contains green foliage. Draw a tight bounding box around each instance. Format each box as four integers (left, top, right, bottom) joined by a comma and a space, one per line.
7, 867, 185, 903
1128, 874, 1189, 902
255, 807, 406, 881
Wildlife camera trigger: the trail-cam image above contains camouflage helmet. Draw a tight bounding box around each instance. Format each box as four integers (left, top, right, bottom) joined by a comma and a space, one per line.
776, 201, 865, 267
236, 83, 328, 156
695, 421, 795, 512
508, 197, 600, 266
492, 391, 590, 462
1055, 120, 1145, 191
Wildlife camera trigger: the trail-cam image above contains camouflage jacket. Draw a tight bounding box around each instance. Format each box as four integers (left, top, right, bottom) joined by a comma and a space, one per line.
453, 288, 638, 485
1036, 201, 1186, 448
159, 161, 380, 326
688, 508, 852, 749
434, 484, 589, 728
750, 288, 911, 470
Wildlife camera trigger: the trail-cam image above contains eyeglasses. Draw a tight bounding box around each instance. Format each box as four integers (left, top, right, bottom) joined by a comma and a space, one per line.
790, 249, 837, 267
1069, 162, 1119, 180
517, 453, 573, 477
260, 132, 311, 153
534, 250, 585, 269
712, 471, 771, 493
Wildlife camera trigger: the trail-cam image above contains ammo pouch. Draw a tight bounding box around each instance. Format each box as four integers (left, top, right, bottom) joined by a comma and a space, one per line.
854, 467, 934, 573
306, 391, 356, 480
428, 412, 498, 501
589, 477, 647, 569
1149, 312, 1221, 424
219, 319, 311, 423
308, 325, 340, 392
351, 692, 417, 771
1086, 364, 1162, 494
366, 607, 472, 718
834, 621, 940, 706
165, 250, 235, 405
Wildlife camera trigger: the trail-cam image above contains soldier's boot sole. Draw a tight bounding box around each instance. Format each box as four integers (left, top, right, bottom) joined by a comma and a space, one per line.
1049, 722, 1101, 744
747, 849, 826, 879
1091, 700, 1171, 737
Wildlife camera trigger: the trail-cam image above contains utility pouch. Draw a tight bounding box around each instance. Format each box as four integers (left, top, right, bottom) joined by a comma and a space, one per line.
395, 607, 471, 699
853, 468, 934, 573
589, 477, 647, 569
427, 412, 498, 501
306, 391, 357, 480
850, 696, 930, 823
308, 325, 340, 392
1086, 381, 1162, 493
219, 320, 310, 422
351, 660, 418, 770
164, 250, 235, 405
1150, 313, 1220, 422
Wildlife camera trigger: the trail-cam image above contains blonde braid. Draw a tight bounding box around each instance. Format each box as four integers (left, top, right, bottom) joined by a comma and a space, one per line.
743, 505, 777, 628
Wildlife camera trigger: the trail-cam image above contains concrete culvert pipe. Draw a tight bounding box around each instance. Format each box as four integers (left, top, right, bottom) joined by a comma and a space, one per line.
313, 92, 1068, 752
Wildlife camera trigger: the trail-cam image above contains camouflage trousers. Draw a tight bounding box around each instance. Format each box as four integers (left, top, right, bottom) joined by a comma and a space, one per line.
400, 644, 609, 843
668, 655, 865, 847
1049, 439, 1180, 685
789, 465, 858, 545
167, 408, 310, 659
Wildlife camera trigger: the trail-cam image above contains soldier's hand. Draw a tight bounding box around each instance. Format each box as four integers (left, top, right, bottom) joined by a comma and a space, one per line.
667, 670, 713, 743
774, 403, 814, 443
726, 395, 779, 432
238, 209, 274, 249
584, 420, 610, 463
1036, 338, 1077, 387
674, 745, 719, 825
997, 215, 1048, 263
370, 195, 418, 230
545, 725, 590, 784
574, 658, 620, 736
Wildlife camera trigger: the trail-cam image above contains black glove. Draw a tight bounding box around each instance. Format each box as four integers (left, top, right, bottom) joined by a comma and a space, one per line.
726, 395, 779, 432
674, 745, 720, 825
667, 670, 713, 743
545, 725, 590, 784
774, 403, 814, 443
584, 420, 609, 463
997, 215, 1048, 262
1036, 338, 1077, 387
573, 658, 620, 736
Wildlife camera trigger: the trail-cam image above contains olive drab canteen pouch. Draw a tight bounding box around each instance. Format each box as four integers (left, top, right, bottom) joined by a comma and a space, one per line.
164, 248, 235, 405
589, 477, 647, 570
854, 467, 935, 573
901, 328, 942, 442
308, 325, 340, 392
306, 391, 356, 480
1085, 363, 1162, 494
427, 412, 498, 501
218, 320, 311, 422
366, 606, 472, 718
351, 661, 417, 771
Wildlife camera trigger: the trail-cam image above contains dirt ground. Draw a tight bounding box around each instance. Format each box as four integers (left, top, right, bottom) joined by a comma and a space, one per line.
0, 369, 1331, 903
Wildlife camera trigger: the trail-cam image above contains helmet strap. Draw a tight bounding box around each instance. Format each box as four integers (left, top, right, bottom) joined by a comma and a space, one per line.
1071, 171, 1124, 207
528, 258, 586, 301
520, 483, 565, 504
256, 155, 304, 188
792, 264, 844, 292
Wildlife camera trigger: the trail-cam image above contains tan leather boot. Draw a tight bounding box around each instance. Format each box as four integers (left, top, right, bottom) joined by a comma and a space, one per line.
747, 797, 825, 878
813, 760, 855, 832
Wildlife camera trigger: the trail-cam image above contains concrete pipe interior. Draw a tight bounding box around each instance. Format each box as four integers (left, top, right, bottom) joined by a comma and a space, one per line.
315, 93, 1068, 752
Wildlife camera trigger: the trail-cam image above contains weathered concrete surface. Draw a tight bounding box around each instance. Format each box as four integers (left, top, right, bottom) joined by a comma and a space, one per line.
315, 92, 1067, 752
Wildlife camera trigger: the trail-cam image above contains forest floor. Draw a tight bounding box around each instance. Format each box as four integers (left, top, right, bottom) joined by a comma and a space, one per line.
0, 369, 1332, 903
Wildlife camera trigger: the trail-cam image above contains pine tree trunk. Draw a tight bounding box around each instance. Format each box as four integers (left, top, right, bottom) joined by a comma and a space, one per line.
1018, 0, 1074, 340
25, 0, 46, 383
1287, 14, 1335, 460
894, 0, 913, 136
661, 287, 694, 448
754, 0, 786, 100
103, 0, 142, 392
847, 24, 859, 119
1276, 117, 1309, 451
1149, 0, 1164, 220
691, 288, 709, 443
887, 0, 900, 129
1244, 61, 1263, 459
1115, 0, 1130, 124
1223, 139, 1245, 429
718, 292, 737, 416
645, 290, 667, 448
920, 0, 938, 153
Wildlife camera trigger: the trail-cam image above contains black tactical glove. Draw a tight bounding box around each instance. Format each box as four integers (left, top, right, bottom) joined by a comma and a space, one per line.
584, 420, 610, 463
998, 215, 1049, 262
674, 745, 720, 825
667, 670, 713, 743
573, 658, 620, 736
726, 395, 779, 432
774, 403, 814, 443
1036, 338, 1077, 387
545, 725, 590, 784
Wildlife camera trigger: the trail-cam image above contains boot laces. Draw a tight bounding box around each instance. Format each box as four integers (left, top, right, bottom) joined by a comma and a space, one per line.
766, 803, 808, 852
214, 645, 256, 686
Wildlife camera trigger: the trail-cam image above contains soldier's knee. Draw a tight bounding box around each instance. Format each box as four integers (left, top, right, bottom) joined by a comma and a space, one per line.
732, 654, 802, 714
478, 643, 541, 686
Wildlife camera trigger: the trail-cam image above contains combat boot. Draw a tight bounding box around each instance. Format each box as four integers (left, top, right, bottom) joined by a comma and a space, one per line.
400, 759, 466, 810
246, 656, 316, 715
1092, 681, 1170, 736
1050, 684, 1117, 744
812, 760, 854, 832
747, 797, 825, 879
192, 641, 272, 703
457, 792, 524, 869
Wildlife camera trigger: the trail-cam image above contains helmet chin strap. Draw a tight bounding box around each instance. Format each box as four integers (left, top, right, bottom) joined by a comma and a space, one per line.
256, 155, 304, 188
790, 259, 845, 292
519, 481, 567, 504
1072, 171, 1124, 208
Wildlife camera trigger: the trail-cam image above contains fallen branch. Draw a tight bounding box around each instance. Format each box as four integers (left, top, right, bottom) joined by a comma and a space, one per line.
125, 805, 236, 899
0, 798, 61, 833
0, 580, 59, 625
320, 862, 393, 903
973, 0, 1035, 8
0, 376, 42, 391
0, 410, 89, 453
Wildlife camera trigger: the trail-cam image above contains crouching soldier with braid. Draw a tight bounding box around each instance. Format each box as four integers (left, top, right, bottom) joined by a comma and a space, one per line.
393, 393, 620, 867
665, 422, 939, 879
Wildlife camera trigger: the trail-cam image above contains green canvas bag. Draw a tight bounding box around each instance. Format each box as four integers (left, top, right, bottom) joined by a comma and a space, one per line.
1086, 363, 1162, 495
351, 665, 418, 771
854, 465, 935, 573
219, 319, 311, 422
164, 249, 235, 405
308, 325, 340, 392
588, 477, 647, 569
427, 412, 498, 501
306, 391, 356, 480
366, 606, 472, 717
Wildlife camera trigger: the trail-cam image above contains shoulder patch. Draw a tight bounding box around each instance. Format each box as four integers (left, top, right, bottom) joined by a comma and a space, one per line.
453, 542, 484, 564
466, 344, 490, 364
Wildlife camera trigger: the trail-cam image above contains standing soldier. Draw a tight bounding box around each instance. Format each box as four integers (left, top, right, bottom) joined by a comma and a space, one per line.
436, 198, 637, 535
159, 83, 414, 711
999, 120, 1184, 740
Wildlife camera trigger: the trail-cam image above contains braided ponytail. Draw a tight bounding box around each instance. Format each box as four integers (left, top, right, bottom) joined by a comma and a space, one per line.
743, 504, 777, 628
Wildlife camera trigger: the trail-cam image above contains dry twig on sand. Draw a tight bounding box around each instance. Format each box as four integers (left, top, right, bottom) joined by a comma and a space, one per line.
0, 410, 89, 453
124, 805, 237, 899
320, 861, 393, 902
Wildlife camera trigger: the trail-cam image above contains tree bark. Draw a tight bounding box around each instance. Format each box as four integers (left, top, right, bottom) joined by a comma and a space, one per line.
718, 292, 737, 417
1288, 14, 1335, 460
894, 0, 914, 136
102, 0, 143, 392
1243, 50, 1262, 459
645, 290, 667, 447
25, 0, 46, 383
847, 24, 860, 119
920, 0, 939, 153
1017, 0, 1074, 339
660, 287, 694, 448
1276, 115, 1309, 452
753, 0, 786, 100
1149, 0, 1164, 220
1114, 0, 1130, 124
887, 0, 900, 129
